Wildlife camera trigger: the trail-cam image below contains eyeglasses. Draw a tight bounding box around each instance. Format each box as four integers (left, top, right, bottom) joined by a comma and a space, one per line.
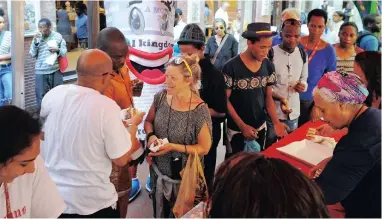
171, 56, 193, 77
215, 26, 225, 30
282, 19, 302, 28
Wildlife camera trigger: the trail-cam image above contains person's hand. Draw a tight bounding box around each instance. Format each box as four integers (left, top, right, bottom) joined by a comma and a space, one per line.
280, 98, 293, 115
149, 143, 174, 156
309, 157, 331, 179
274, 122, 290, 138
294, 80, 306, 93
130, 111, 145, 126
34, 32, 41, 40
240, 124, 258, 141
315, 124, 335, 137
147, 135, 158, 148
311, 106, 321, 122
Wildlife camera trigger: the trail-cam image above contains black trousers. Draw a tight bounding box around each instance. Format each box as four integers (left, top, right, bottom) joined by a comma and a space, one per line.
59, 205, 119, 218
204, 121, 221, 192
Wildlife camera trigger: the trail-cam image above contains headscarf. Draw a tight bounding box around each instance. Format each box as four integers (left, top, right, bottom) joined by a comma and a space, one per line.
316, 71, 369, 104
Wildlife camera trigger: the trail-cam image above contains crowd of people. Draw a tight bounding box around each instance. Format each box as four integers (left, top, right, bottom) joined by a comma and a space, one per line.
0, 5, 381, 219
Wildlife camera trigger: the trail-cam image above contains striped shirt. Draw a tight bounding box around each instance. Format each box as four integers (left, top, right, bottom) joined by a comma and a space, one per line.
336, 52, 356, 74
29, 31, 67, 75
0, 30, 11, 64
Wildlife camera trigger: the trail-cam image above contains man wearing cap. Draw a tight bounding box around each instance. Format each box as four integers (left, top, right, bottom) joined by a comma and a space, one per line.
223, 22, 289, 155
177, 24, 227, 190
272, 8, 301, 47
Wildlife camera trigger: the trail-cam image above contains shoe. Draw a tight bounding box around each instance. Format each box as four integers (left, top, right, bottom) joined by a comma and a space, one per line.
145, 176, 152, 192
129, 178, 141, 202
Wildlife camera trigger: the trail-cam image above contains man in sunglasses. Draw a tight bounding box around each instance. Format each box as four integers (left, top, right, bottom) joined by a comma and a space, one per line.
39, 49, 141, 218
266, 18, 308, 147
177, 24, 227, 191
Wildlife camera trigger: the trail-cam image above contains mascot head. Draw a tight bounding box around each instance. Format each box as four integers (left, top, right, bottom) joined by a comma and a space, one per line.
104, 0, 175, 84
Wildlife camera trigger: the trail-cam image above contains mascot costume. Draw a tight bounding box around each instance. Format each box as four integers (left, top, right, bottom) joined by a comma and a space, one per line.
104, 0, 175, 202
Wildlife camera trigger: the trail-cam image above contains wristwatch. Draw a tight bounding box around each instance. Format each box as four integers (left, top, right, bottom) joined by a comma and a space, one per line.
146, 132, 155, 142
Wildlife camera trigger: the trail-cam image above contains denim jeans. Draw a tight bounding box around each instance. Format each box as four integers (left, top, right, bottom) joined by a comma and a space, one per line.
35, 70, 63, 107
266, 118, 298, 148
0, 64, 12, 106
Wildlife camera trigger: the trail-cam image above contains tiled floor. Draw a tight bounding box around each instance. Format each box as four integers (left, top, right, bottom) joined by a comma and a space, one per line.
126, 142, 226, 218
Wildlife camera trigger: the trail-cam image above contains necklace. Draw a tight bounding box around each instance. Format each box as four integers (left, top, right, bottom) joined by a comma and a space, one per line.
349, 105, 365, 125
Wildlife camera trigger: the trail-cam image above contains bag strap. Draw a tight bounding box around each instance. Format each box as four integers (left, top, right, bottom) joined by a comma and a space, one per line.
155, 90, 167, 113
212, 34, 229, 64
298, 47, 307, 64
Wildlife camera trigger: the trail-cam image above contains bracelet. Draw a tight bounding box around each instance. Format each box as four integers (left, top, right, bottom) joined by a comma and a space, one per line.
146, 132, 155, 142
184, 144, 187, 153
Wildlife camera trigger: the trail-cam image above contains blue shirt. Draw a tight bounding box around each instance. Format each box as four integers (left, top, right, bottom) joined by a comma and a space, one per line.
359, 30, 379, 51
75, 14, 88, 39
271, 33, 282, 47
299, 43, 336, 101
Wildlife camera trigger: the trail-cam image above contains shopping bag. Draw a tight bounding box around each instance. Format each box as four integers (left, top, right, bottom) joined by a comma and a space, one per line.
173, 149, 209, 218
58, 56, 69, 72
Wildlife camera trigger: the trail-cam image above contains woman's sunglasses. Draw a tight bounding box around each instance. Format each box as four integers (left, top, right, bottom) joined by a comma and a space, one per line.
215, 26, 225, 30
172, 57, 193, 77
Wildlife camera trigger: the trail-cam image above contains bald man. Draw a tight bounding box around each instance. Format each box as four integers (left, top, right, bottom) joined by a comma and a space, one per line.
97, 27, 144, 216
40, 49, 141, 218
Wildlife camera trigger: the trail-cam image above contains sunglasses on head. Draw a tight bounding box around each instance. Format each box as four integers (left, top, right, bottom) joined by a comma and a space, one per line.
215, 26, 225, 30
282, 19, 302, 28
172, 56, 193, 77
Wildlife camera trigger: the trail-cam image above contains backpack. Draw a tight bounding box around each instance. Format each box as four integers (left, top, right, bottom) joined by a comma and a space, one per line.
356, 31, 381, 50
267, 46, 307, 64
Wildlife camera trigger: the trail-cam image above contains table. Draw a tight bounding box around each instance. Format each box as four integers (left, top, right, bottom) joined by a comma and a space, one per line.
263, 121, 346, 218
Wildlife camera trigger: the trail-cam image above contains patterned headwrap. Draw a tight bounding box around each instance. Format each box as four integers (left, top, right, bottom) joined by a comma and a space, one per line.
316, 71, 369, 104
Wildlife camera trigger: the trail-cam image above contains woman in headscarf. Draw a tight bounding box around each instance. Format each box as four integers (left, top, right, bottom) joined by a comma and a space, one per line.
309, 71, 381, 218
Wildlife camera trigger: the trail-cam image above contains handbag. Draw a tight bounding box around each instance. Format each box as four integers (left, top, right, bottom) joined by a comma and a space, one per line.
58, 56, 68, 72
211, 34, 229, 65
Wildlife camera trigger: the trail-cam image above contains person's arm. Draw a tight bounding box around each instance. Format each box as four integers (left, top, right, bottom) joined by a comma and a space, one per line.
29, 38, 39, 58
232, 36, 239, 57
325, 45, 337, 72
0, 53, 11, 61
362, 37, 379, 51
31, 156, 66, 218
58, 38, 67, 57
103, 103, 140, 167
144, 103, 157, 146
298, 58, 309, 92
315, 145, 376, 204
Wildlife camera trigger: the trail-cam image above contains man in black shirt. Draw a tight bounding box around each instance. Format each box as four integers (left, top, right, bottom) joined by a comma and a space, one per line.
177, 24, 227, 189
223, 22, 289, 156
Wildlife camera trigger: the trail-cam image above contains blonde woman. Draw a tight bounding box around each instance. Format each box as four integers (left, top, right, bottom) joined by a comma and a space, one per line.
144, 54, 212, 218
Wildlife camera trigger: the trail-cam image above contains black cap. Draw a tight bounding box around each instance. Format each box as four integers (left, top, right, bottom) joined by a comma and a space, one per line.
177, 24, 205, 45
242, 22, 277, 40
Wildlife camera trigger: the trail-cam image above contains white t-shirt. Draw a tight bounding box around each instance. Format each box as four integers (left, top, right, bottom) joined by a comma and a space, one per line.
40, 85, 131, 215
215, 8, 229, 26
0, 156, 66, 218
174, 20, 187, 42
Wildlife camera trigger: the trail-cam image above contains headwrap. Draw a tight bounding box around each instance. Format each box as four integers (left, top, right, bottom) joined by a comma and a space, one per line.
316, 71, 369, 104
